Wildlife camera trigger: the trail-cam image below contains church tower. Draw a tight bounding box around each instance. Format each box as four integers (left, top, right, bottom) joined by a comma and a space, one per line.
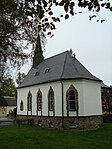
32, 34, 44, 68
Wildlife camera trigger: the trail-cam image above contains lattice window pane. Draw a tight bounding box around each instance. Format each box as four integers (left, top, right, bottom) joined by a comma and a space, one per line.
69, 90, 76, 110
27, 92, 32, 111
37, 93, 42, 111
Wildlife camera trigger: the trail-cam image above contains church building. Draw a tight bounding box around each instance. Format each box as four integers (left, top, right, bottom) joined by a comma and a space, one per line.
17, 34, 103, 129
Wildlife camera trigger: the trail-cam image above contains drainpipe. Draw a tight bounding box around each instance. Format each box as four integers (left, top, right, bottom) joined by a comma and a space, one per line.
61, 81, 64, 129
76, 97, 79, 117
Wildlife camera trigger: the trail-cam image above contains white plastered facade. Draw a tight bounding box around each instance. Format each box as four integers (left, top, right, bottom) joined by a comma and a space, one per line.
17, 79, 102, 117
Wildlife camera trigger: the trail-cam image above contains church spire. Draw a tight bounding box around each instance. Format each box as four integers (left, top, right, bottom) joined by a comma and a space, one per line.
32, 34, 44, 68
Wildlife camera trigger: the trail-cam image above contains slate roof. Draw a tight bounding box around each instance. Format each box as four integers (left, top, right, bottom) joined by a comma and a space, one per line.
0, 96, 7, 106
18, 51, 102, 88
0, 96, 17, 106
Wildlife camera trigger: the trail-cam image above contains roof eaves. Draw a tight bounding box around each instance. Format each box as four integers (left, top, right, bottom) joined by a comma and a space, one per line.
17, 76, 102, 89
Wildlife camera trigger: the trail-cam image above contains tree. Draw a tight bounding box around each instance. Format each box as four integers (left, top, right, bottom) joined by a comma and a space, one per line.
0, 1, 28, 62
0, 0, 45, 76
16, 72, 26, 86
0, 77, 16, 97
0, 0, 112, 76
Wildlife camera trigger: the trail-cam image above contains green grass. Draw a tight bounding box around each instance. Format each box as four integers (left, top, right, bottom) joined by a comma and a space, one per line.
0, 123, 112, 149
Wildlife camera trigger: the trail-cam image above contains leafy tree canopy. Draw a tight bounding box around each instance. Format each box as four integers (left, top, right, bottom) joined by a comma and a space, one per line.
0, 77, 16, 97
0, 0, 112, 77
16, 72, 26, 86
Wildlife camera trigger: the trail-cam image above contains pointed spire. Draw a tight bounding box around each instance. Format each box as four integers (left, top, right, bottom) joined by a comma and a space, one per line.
32, 34, 44, 68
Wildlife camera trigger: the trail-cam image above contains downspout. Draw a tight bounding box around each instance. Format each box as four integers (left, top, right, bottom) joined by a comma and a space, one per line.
27, 102, 28, 116
61, 81, 64, 129
60, 52, 67, 129
76, 97, 79, 117
76, 96, 79, 128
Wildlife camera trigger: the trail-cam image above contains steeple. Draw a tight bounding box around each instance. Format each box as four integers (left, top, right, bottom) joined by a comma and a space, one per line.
32, 34, 44, 68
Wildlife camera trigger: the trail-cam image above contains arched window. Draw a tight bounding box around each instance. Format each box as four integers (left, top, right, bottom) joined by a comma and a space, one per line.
27, 91, 32, 111
37, 89, 42, 111
69, 90, 76, 110
66, 85, 78, 111
48, 86, 54, 111
20, 100, 24, 111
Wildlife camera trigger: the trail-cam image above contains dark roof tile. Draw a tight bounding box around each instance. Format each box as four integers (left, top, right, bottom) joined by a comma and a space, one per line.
0, 96, 16, 106
18, 51, 102, 88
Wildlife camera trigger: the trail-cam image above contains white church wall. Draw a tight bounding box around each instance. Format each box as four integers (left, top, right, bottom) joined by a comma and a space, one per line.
17, 87, 29, 115
62, 80, 84, 117
17, 79, 102, 118
82, 79, 102, 116
17, 81, 63, 117
62, 79, 102, 117
33, 82, 62, 116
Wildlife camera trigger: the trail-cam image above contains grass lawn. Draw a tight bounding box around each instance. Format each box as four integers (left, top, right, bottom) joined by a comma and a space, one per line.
0, 123, 112, 149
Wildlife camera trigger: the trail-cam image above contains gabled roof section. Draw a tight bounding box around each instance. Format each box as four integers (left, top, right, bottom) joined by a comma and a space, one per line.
3, 96, 17, 106
0, 96, 16, 106
18, 51, 102, 88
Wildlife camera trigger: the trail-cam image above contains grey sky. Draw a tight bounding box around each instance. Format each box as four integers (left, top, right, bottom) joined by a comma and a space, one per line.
21, 8, 112, 86
44, 9, 112, 86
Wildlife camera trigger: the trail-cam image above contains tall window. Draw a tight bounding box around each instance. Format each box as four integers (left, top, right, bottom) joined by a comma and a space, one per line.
66, 85, 78, 112
37, 89, 42, 111
48, 87, 54, 111
20, 100, 24, 111
27, 91, 32, 111
69, 90, 76, 110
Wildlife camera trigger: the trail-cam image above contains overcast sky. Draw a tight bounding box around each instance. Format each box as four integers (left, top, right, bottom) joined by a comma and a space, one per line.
21, 7, 112, 86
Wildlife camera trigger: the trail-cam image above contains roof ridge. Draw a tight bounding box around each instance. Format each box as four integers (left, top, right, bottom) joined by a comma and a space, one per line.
60, 51, 68, 79
75, 58, 96, 77
43, 51, 68, 62
68, 52, 81, 76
